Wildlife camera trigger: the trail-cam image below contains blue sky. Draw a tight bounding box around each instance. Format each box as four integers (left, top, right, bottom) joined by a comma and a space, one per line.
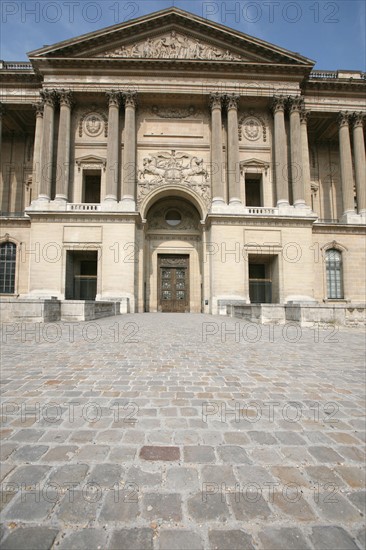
1, 0, 365, 70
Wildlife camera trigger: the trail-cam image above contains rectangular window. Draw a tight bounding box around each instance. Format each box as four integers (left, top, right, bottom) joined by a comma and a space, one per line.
83, 170, 101, 203
245, 175, 262, 206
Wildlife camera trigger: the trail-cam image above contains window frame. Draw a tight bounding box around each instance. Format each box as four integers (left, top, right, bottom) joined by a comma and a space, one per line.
0, 240, 18, 295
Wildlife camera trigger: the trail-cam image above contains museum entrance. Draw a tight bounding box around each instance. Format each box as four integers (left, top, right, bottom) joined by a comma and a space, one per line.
158, 254, 189, 312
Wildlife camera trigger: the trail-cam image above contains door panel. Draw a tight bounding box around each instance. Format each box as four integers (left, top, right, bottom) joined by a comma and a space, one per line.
158, 255, 189, 312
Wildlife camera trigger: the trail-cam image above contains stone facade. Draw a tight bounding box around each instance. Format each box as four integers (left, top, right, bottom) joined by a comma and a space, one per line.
0, 8, 365, 317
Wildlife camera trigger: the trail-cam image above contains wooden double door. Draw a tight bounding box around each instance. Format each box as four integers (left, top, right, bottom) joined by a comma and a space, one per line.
158, 254, 189, 312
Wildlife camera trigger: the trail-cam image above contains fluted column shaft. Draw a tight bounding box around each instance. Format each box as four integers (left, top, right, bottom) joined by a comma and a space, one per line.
105, 91, 121, 202
272, 97, 289, 205
55, 90, 73, 201
122, 91, 137, 203
300, 109, 311, 207
32, 102, 44, 201
210, 93, 224, 203
352, 112, 366, 215
289, 97, 305, 207
226, 95, 241, 204
39, 90, 56, 200
338, 112, 355, 214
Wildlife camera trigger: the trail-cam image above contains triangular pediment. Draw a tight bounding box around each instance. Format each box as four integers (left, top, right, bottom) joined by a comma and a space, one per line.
28, 7, 314, 68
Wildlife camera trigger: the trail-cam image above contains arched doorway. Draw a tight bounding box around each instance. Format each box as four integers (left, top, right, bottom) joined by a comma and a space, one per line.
143, 196, 203, 312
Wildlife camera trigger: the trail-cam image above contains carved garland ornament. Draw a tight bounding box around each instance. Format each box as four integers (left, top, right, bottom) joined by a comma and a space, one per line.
137, 150, 210, 207
151, 105, 197, 118
97, 31, 244, 61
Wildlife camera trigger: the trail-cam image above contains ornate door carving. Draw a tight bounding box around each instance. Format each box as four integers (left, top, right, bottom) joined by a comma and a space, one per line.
158, 255, 189, 312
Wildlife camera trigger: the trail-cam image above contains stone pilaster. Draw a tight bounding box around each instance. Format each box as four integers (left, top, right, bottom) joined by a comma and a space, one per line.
0, 103, 5, 166
122, 91, 137, 207
272, 96, 289, 206
31, 102, 44, 202
105, 91, 121, 202
226, 94, 241, 205
300, 109, 312, 208
288, 97, 305, 208
55, 90, 73, 202
352, 112, 366, 216
38, 90, 57, 201
209, 93, 224, 205
338, 111, 355, 216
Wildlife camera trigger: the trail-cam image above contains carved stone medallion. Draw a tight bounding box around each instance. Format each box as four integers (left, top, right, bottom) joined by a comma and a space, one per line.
79, 109, 108, 138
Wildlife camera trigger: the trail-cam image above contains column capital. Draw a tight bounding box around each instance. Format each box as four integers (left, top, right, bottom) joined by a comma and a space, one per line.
32, 102, 44, 118
40, 89, 57, 107
352, 111, 365, 128
123, 90, 138, 108
300, 109, 310, 124
271, 95, 286, 113
59, 89, 73, 109
225, 94, 240, 111
106, 90, 122, 108
209, 92, 223, 110
288, 96, 304, 113
338, 111, 350, 128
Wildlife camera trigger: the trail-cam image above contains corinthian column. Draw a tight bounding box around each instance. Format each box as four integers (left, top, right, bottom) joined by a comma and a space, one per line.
105, 91, 121, 202
272, 96, 289, 206
39, 90, 57, 200
352, 112, 366, 216
122, 91, 137, 206
226, 94, 241, 205
300, 108, 312, 208
338, 112, 355, 215
209, 93, 224, 205
55, 90, 73, 202
288, 97, 305, 207
31, 102, 44, 202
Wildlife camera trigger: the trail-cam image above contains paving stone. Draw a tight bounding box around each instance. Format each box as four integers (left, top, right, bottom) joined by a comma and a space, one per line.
0, 489, 17, 512
309, 526, 361, 550
184, 445, 215, 463
228, 492, 272, 520
356, 528, 365, 549
109, 446, 136, 461
158, 529, 203, 550
140, 445, 180, 461
11, 444, 49, 462
76, 444, 110, 461
235, 465, 276, 485
347, 491, 366, 513
224, 432, 250, 444
127, 466, 162, 487
4, 492, 56, 520
305, 465, 345, 487
314, 492, 362, 522
142, 493, 182, 521
201, 465, 238, 487
334, 466, 366, 488
271, 466, 310, 487
272, 491, 316, 521
1, 527, 58, 550
6, 464, 51, 487
58, 529, 108, 549
9, 429, 44, 442
248, 431, 278, 445
274, 431, 307, 445
88, 463, 124, 487
187, 492, 231, 522
208, 529, 255, 550
109, 528, 153, 550
48, 464, 89, 486
308, 446, 345, 462
0, 464, 15, 482
99, 490, 140, 521
0, 443, 18, 461
58, 490, 99, 523
42, 445, 78, 462
258, 527, 312, 550
165, 466, 199, 492
216, 445, 251, 464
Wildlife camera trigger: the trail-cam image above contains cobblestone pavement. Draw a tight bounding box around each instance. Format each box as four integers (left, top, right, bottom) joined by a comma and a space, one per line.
0, 313, 365, 550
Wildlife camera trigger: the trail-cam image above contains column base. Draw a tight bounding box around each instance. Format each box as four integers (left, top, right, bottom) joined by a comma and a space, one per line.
54, 195, 68, 202
120, 197, 136, 212
340, 211, 365, 224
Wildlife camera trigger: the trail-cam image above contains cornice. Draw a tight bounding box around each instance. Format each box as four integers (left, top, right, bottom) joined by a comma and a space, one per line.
312, 224, 366, 235
24, 212, 140, 223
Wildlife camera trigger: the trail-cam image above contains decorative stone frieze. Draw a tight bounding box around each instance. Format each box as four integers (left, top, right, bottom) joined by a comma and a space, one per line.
151, 105, 196, 118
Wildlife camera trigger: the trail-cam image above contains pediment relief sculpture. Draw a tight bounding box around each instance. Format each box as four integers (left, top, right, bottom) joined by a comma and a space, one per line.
97, 31, 245, 61
137, 150, 211, 207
